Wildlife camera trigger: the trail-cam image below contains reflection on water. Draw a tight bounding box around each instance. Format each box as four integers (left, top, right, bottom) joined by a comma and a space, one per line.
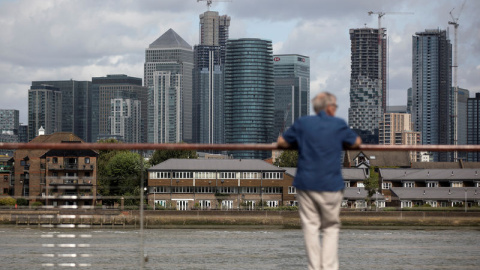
0, 227, 479, 269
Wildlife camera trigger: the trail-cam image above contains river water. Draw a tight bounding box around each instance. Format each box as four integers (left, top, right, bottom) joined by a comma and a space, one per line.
0, 226, 479, 269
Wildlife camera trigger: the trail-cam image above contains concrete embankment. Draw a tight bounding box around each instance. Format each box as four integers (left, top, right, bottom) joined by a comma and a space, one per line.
1, 210, 480, 228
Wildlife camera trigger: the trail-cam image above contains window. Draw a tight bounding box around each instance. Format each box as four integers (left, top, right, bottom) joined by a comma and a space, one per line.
221, 200, 234, 210
195, 172, 216, 179
262, 172, 283, 179
198, 200, 211, 210
196, 186, 214, 193
425, 201, 437, 207
217, 187, 237, 194
241, 187, 259, 194
174, 172, 193, 179
84, 157, 90, 164
263, 187, 282, 194
401, 201, 412, 208
154, 186, 170, 193
52, 157, 58, 164
451, 182, 463, 187
426, 181, 438, 188
382, 182, 392, 189
403, 182, 415, 188
344, 181, 350, 188
220, 172, 236, 179
154, 200, 166, 207
241, 172, 259, 179
266, 201, 278, 208
288, 186, 296, 194
172, 186, 193, 193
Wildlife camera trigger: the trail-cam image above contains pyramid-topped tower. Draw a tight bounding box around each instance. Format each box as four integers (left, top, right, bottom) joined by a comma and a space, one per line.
149, 28, 192, 50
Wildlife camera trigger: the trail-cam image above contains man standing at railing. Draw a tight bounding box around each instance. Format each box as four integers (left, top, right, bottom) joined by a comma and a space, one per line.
277, 92, 361, 270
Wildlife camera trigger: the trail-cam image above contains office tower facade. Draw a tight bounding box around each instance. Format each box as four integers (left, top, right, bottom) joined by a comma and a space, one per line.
412, 29, 452, 161
467, 93, 480, 161
31, 80, 92, 142
224, 38, 274, 159
348, 28, 387, 144
18, 124, 28, 143
91, 74, 147, 143
0, 110, 20, 155
272, 54, 310, 138
28, 85, 62, 140
145, 29, 194, 143
378, 113, 420, 162
407, 87, 413, 114
457, 88, 469, 160
193, 11, 230, 145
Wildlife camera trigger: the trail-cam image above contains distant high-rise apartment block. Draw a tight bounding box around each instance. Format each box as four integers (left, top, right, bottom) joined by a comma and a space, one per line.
31, 80, 92, 142
18, 124, 28, 143
407, 87, 413, 114
193, 11, 230, 145
91, 74, 147, 143
28, 85, 62, 140
378, 113, 420, 161
348, 28, 387, 144
145, 29, 194, 143
467, 92, 480, 161
224, 38, 274, 159
272, 54, 310, 138
412, 29, 452, 161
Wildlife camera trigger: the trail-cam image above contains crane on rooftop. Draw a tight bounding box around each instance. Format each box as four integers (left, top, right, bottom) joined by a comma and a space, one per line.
367, 11, 413, 113
197, 0, 232, 11
449, 0, 467, 161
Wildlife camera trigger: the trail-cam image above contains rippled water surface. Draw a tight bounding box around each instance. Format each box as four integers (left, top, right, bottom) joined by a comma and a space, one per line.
0, 227, 479, 269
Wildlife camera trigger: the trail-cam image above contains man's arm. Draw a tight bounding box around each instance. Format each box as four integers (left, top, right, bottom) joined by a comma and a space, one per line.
344, 136, 362, 150
276, 136, 291, 149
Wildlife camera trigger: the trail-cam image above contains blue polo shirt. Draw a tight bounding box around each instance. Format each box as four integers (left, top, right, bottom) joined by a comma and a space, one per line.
282, 111, 358, 192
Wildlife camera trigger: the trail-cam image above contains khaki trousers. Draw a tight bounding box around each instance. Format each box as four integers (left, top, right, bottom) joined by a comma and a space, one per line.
297, 189, 343, 270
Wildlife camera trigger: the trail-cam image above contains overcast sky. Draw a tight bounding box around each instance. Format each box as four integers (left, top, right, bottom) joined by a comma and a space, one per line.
0, 0, 479, 124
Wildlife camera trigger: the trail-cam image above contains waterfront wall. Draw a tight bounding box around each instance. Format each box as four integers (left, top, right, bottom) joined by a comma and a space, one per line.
1, 210, 480, 228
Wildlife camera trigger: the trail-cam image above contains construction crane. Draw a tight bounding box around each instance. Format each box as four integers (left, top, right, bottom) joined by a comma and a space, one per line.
368, 11, 413, 113
197, 0, 232, 10
449, 0, 467, 161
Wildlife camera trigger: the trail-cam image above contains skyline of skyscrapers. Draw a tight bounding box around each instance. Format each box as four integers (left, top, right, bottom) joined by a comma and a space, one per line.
412, 29, 452, 161
145, 29, 194, 143
348, 27, 387, 144
224, 38, 274, 159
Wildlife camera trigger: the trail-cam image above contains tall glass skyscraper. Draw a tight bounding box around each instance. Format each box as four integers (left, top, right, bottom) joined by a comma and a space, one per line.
272, 54, 310, 138
31, 80, 91, 142
144, 29, 193, 143
412, 29, 452, 161
28, 85, 62, 140
193, 10, 230, 145
224, 38, 274, 159
348, 28, 387, 144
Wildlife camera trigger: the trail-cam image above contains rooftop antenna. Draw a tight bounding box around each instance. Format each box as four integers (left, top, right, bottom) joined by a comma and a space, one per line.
197, 0, 232, 11
449, 0, 466, 162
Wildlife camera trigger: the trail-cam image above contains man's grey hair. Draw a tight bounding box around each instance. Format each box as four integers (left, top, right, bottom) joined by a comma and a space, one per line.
312, 92, 336, 113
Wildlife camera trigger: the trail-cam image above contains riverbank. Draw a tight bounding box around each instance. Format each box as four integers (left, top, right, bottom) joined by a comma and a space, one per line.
1, 209, 480, 228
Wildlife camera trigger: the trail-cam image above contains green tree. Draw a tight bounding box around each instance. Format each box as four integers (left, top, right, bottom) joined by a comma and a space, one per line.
273, 150, 298, 167
148, 145, 197, 166
105, 151, 142, 197
364, 167, 379, 209
96, 139, 129, 196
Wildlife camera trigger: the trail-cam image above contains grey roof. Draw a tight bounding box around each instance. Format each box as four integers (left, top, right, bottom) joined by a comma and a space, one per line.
380, 169, 480, 181
148, 159, 285, 172
344, 188, 384, 200
411, 161, 480, 169
344, 150, 411, 167
281, 168, 366, 180
283, 167, 296, 177
391, 187, 480, 200
149, 28, 192, 50
342, 168, 367, 180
